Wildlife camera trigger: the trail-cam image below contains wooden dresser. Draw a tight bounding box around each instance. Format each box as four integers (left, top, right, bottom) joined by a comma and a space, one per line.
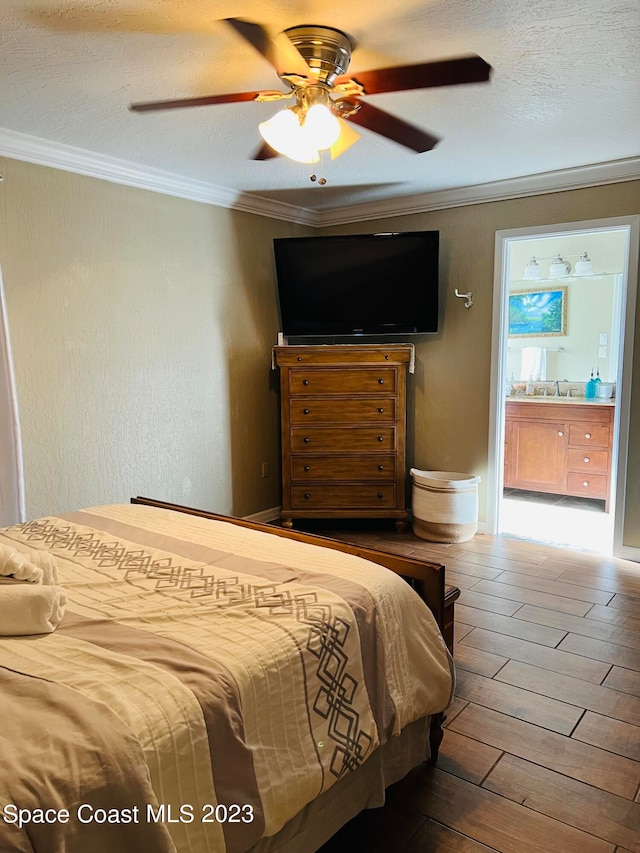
504, 399, 614, 510
273, 344, 413, 529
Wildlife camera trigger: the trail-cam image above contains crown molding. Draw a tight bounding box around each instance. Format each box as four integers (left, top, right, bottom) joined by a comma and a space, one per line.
0, 128, 317, 226
315, 156, 640, 226
1, 127, 638, 227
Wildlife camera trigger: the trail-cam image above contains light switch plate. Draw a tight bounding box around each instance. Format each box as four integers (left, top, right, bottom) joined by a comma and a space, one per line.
599, 346, 607, 358
599, 333, 608, 345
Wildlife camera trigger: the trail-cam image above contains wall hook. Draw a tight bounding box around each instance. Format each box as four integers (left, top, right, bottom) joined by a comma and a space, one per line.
454, 289, 473, 308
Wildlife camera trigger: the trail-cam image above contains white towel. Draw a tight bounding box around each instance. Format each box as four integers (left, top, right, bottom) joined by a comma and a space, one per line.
0, 543, 59, 585
519, 347, 547, 381
0, 584, 67, 635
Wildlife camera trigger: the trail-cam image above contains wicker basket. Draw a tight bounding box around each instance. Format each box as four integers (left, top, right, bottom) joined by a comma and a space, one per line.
410, 469, 481, 543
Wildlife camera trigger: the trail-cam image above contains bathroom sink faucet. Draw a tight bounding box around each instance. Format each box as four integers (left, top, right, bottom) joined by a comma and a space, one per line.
554, 380, 560, 396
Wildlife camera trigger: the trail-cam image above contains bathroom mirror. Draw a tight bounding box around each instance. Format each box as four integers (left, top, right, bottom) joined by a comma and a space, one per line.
506, 230, 625, 384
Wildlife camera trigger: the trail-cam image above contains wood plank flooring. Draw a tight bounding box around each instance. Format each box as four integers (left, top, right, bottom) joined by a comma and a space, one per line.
310, 523, 640, 853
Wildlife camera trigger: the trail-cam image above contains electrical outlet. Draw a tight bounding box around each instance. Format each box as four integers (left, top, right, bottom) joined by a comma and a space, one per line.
599, 346, 607, 358
599, 333, 608, 345
261, 462, 269, 479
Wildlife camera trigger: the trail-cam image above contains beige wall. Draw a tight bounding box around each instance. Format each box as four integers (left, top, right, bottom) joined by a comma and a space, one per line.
0, 157, 303, 519
1, 156, 639, 548
325, 181, 640, 547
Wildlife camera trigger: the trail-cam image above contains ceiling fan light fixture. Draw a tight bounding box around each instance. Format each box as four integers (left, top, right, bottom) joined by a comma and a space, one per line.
259, 88, 341, 163
304, 103, 341, 149
258, 108, 320, 163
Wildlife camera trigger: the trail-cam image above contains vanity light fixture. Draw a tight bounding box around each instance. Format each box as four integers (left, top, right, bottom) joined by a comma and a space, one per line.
523, 257, 542, 280
521, 251, 595, 281
573, 252, 593, 276
548, 254, 572, 279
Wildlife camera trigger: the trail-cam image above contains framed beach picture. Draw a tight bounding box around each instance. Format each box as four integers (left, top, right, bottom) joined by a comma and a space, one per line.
509, 286, 567, 337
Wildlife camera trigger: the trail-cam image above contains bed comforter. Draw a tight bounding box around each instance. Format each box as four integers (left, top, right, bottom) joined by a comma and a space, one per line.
0, 503, 454, 852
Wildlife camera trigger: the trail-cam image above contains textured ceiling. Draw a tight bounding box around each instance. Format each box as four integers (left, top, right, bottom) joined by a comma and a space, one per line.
1, 0, 639, 216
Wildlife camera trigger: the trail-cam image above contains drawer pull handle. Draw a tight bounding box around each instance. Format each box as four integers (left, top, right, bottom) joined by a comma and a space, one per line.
583, 481, 589, 487
303, 408, 310, 415
304, 493, 311, 500
303, 437, 310, 443
378, 465, 384, 471
378, 407, 384, 413
585, 433, 591, 439
384, 355, 390, 360
584, 457, 590, 463
304, 465, 310, 472
377, 493, 384, 499
378, 378, 384, 384
558, 431, 564, 436
297, 356, 302, 362
377, 435, 384, 442
302, 379, 309, 386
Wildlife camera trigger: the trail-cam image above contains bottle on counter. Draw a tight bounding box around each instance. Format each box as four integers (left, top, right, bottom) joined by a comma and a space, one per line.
585, 369, 596, 399
595, 368, 602, 386
526, 375, 535, 396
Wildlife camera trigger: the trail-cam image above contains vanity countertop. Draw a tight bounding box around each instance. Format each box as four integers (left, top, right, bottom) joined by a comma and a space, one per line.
506, 396, 615, 406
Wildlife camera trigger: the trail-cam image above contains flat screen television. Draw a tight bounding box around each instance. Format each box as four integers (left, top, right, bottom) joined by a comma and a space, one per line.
273, 230, 439, 338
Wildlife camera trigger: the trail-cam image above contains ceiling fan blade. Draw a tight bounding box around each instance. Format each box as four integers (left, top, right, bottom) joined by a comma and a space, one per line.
252, 143, 280, 160
224, 18, 311, 79
347, 102, 439, 153
330, 118, 362, 160
130, 91, 264, 112
336, 55, 492, 95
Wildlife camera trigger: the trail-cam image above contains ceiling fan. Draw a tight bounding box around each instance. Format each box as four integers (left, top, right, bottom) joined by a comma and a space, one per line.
130, 18, 492, 165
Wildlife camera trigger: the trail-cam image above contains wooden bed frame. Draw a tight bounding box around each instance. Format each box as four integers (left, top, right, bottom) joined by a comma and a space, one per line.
131, 496, 460, 762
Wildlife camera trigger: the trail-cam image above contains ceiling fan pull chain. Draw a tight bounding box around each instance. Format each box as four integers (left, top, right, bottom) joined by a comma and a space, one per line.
310, 149, 328, 185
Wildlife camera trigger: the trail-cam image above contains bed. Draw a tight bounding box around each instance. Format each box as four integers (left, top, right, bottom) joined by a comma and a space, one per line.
0, 497, 455, 853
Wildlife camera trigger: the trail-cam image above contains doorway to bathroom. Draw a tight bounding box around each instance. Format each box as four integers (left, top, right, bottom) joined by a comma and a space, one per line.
488, 216, 639, 555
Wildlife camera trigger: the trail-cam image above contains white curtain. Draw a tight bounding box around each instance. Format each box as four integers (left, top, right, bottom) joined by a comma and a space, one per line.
0, 265, 25, 525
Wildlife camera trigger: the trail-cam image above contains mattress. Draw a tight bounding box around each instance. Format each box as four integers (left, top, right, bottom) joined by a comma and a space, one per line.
0, 503, 454, 852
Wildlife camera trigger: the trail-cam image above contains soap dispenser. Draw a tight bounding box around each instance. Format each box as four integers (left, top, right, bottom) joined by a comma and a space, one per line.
505, 375, 512, 397
595, 368, 602, 386
585, 369, 596, 399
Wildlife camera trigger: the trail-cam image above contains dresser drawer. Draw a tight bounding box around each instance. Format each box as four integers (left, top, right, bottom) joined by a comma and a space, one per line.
290, 397, 396, 424
289, 368, 396, 395
291, 484, 396, 509
292, 455, 396, 481
567, 472, 609, 498
568, 423, 610, 449
567, 448, 609, 474
290, 427, 396, 452
275, 348, 410, 366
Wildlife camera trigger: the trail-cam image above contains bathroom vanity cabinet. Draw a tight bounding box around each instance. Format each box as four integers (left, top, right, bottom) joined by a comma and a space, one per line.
504, 399, 614, 510
273, 344, 412, 529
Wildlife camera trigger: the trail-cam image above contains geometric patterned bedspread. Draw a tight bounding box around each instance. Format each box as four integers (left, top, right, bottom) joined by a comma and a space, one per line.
0, 504, 454, 852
